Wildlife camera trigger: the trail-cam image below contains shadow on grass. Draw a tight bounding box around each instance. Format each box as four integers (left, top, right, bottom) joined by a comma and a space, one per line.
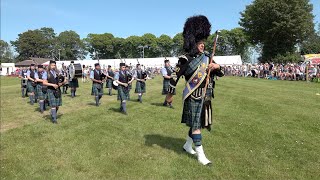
150, 102, 166, 107
144, 134, 188, 155
109, 107, 124, 115
87, 102, 98, 106
43, 113, 64, 121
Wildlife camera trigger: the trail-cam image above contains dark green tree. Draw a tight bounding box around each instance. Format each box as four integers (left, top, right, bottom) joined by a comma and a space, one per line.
57, 30, 86, 60
157, 34, 173, 57
172, 33, 183, 56
11, 27, 56, 61
85, 33, 115, 59
239, 0, 315, 61
140, 33, 158, 58
0, 40, 14, 63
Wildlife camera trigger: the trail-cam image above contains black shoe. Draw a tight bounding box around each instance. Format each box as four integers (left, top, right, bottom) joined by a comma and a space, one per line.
163, 103, 167, 106
122, 111, 128, 115
52, 121, 58, 124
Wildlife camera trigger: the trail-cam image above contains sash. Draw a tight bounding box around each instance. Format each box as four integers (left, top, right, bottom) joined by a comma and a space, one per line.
182, 54, 209, 101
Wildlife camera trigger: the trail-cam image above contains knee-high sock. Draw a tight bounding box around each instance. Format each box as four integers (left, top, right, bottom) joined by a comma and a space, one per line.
29, 94, 34, 105
109, 88, 112, 95
21, 88, 25, 97
63, 86, 66, 93
43, 101, 47, 110
95, 96, 99, 106
51, 108, 57, 122
39, 100, 44, 112
121, 101, 127, 112
191, 134, 202, 146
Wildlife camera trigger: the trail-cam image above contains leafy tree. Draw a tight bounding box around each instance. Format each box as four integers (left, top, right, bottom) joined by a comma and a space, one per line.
0, 40, 14, 63
239, 0, 315, 61
85, 33, 115, 59
123, 35, 142, 58
157, 34, 173, 57
11, 27, 56, 61
57, 30, 86, 60
172, 33, 183, 56
140, 33, 158, 58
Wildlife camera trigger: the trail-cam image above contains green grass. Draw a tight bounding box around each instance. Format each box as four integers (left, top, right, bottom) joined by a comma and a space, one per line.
1, 76, 320, 180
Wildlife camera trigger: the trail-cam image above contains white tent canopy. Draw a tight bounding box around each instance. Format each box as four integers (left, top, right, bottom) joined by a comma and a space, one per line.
42, 55, 242, 70
0, 63, 16, 76
213, 55, 242, 66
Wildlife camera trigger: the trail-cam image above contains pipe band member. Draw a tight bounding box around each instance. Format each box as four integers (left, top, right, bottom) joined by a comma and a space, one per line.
134, 64, 147, 103
19, 67, 28, 98
169, 15, 223, 165
68, 61, 79, 98
42, 60, 66, 124
114, 63, 134, 115
90, 63, 104, 106
34, 65, 48, 113
26, 63, 37, 105
161, 59, 176, 108
106, 65, 114, 96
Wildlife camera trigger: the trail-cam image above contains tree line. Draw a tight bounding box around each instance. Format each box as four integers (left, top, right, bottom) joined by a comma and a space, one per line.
1, 27, 253, 63
1, 0, 319, 64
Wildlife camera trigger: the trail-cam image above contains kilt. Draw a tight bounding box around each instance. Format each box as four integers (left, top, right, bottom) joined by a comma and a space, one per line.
106, 79, 113, 88
93, 83, 103, 96
69, 78, 79, 88
27, 81, 36, 93
162, 79, 176, 95
181, 96, 203, 131
135, 81, 146, 93
47, 89, 62, 107
36, 84, 47, 100
118, 85, 129, 101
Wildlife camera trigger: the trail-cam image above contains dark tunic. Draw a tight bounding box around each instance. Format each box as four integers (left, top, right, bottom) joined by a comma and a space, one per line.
27, 69, 36, 93
106, 70, 114, 88
92, 70, 103, 96
162, 66, 175, 95
47, 71, 62, 107
117, 71, 130, 101
135, 70, 146, 93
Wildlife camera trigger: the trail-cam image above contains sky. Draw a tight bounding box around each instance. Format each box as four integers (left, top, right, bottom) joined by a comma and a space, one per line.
1, 0, 320, 43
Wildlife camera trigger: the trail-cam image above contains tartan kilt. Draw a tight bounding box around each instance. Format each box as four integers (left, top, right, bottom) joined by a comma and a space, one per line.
106, 79, 113, 88
36, 84, 47, 100
181, 97, 203, 131
27, 81, 36, 93
93, 83, 103, 96
47, 89, 62, 107
135, 81, 146, 93
69, 78, 79, 88
117, 85, 129, 101
162, 79, 176, 95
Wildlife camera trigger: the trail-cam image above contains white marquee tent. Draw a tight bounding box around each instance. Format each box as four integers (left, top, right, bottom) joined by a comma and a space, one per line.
42, 55, 242, 70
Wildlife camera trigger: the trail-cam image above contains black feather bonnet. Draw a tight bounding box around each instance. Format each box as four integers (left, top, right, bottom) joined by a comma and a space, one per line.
183, 15, 211, 56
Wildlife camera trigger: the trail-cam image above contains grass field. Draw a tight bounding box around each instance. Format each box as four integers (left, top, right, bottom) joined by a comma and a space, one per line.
1, 75, 319, 179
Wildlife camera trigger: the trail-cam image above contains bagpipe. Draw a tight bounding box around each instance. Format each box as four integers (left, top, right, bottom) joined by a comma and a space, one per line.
100, 72, 107, 80
52, 74, 65, 98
